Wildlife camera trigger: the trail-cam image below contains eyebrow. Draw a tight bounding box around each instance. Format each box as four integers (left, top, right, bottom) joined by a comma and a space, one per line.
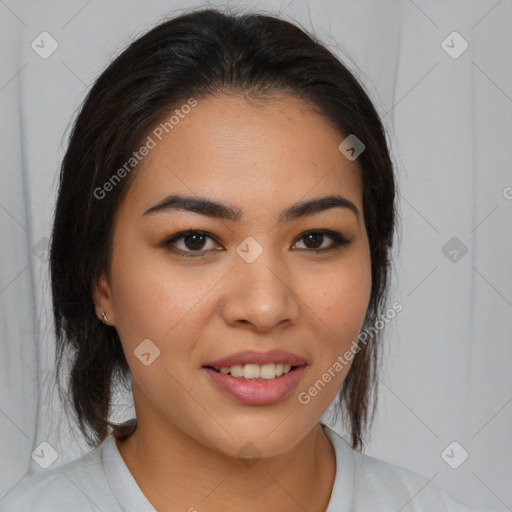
142, 194, 360, 222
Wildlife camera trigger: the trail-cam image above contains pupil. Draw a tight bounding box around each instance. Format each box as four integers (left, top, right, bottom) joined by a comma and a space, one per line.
186, 234, 205, 250
305, 233, 322, 249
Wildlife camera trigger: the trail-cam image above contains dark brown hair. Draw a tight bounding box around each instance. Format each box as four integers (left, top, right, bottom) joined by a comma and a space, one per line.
50, 7, 396, 450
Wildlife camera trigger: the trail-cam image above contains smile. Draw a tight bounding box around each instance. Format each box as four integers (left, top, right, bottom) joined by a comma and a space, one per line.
209, 362, 298, 380
202, 364, 307, 405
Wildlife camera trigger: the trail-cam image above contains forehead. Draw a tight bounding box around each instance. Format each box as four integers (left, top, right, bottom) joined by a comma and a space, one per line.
121, 93, 363, 219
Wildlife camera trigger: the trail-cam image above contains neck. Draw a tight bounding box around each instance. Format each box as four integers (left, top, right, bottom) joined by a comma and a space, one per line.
116, 415, 336, 512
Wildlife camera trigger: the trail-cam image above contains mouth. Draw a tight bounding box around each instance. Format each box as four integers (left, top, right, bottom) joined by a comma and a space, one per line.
203, 348, 307, 371
201, 349, 308, 405
202, 362, 308, 405
203, 362, 305, 381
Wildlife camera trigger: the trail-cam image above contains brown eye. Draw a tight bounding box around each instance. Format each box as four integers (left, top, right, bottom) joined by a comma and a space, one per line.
302, 232, 323, 249
162, 230, 222, 257
182, 233, 207, 250
294, 230, 351, 252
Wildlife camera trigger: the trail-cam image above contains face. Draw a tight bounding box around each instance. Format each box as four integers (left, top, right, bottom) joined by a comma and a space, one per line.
94, 93, 372, 458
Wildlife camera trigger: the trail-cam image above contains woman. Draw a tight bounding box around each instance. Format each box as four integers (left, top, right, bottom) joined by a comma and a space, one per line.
0, 7, 481, 511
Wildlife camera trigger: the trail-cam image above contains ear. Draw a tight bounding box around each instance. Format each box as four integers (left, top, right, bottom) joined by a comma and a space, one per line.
92, 273, 115, 326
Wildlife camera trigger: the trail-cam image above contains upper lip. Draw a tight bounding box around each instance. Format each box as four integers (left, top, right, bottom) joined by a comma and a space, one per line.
203, 349, 307, 369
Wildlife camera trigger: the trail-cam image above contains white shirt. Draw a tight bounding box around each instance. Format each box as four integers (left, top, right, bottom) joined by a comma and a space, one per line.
0, 424, 483, 511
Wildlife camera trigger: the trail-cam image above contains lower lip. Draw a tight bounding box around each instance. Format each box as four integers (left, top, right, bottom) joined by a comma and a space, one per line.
202, 365, 307, 405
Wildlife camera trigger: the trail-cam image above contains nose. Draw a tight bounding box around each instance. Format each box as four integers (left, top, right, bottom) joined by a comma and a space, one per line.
219, 252, 301, 333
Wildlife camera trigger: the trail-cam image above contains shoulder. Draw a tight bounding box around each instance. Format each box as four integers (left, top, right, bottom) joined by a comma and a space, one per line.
0, 440, 117, 512
323, 425, 480, 511
353, 449, 478, 511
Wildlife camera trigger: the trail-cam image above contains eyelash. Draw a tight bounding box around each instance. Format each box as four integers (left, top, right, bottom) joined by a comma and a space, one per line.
161, 229, 352, 258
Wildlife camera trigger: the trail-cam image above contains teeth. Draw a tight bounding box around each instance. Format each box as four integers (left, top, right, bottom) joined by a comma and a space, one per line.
243, 364, 260, 379
229, 365, 244, 378
217, 363, 294, 380
259, 363, 276, 379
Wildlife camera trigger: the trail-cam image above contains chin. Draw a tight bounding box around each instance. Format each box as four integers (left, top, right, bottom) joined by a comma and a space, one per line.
188, 413, 317, 460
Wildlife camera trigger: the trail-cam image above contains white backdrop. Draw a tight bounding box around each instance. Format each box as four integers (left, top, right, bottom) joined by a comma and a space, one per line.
0, 0, 511, 509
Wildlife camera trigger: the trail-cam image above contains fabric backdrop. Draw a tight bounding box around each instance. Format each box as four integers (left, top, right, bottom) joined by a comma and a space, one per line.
0, 0, 510, 509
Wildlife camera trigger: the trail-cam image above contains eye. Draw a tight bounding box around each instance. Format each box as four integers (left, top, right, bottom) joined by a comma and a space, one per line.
162, 228, 352, 258
162, 230, 222, 257
293, 230, 352, 252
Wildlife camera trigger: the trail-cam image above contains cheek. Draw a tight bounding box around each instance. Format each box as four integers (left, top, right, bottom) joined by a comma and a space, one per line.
109, 260, 217, 404
296, 251, 371, 399
108, 242, 218, 348
307, 253, 372, 339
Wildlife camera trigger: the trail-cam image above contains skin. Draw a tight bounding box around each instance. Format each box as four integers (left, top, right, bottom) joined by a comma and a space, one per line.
93, 93, 372, 512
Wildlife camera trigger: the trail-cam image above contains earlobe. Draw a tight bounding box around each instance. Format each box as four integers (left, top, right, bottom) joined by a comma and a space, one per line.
92, 273, 115, 326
